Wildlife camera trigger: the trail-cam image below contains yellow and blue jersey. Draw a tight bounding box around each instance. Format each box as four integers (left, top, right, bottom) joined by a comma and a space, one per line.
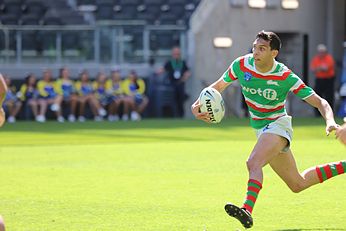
122, 78, 146, 96
105, 79, 125, 96
18, 84, 39, 101
75, 81, 94, 96
92, 81, 108, 99
55, 79, 76, 98
93, 81, 112, 105
4, 85, 18, 102
37, 80, 58, 99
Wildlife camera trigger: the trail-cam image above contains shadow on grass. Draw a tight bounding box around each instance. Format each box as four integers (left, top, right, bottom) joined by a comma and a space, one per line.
1, 117, 337, 134
1, 118, 250, 133
274, 229, 346, 231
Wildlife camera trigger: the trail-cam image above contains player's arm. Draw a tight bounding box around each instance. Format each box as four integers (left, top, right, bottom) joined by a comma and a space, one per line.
304, 94, 339, 135
336, 123, 346, 145
0, 74, 7, 127
192, 56, 239, 122
209, 76, 232, 93
191, 77, 231, 122
0, 74, 7, 104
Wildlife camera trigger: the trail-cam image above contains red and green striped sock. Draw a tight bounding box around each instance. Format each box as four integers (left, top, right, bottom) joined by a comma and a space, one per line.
315, 161, 346, 183
241, 179, 262, 214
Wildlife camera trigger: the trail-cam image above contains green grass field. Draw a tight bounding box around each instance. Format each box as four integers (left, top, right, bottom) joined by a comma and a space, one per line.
0, 118, 345, 231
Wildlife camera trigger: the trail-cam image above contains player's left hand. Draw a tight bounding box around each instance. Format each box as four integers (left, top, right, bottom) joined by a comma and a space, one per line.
0, 108, 5, 127
326, 121, 340, 136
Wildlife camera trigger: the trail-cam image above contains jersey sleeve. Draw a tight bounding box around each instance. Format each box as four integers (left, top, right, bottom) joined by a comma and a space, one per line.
122, 79, 131, 96
37, 81, 48, 97
19, 84, 26, 101
289, 73, 315, 100
74, 81, 82, 96
54, 80, 63, 95
222, 57, 241, 83
136, 79, 146, 95
105, 79, 113, 94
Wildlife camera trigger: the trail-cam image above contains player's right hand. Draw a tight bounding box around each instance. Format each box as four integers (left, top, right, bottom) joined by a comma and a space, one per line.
191, 102, 211, 123
0, 108, 5, 127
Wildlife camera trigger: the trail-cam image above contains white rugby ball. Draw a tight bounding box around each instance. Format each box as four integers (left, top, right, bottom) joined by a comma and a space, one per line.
199, 87, 225, 123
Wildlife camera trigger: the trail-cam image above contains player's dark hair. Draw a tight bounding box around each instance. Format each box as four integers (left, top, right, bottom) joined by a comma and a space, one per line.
59, 67, 66, 78
130, 70, 140, 90
25, 73, 36, 86
256, 31, 282, 51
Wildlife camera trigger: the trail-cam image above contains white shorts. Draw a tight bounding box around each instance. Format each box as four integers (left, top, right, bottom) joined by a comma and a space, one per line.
255, 115, 293, 152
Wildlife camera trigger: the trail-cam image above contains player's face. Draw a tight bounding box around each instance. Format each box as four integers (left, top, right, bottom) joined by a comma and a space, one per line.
43, 70, 52, 81
252, 38, 277, 68
62, 69, 69, 79
112, 72, 121, 82
129, 73, 136, 81
81, 73, 89, 82
28, 76, 36, 85
172, 47, 181, 59
98, 73, 106, 83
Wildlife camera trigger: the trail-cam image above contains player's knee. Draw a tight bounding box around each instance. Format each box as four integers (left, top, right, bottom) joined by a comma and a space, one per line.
246, 157, 262, 172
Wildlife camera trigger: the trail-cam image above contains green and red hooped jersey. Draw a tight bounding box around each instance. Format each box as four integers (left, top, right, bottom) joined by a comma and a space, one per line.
223, 54, 315, 129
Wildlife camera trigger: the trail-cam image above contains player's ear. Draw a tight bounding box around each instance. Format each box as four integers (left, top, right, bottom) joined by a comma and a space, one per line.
271, 49, 279, 58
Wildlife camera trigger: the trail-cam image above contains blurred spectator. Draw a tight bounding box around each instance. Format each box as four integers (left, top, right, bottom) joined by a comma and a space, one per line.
55, 67, 78, 122
0, 74, 7, 127
93, 72, 113, 121
164, 46, 191, 118
122, 70, 149, 121
75, 70, 106, 122
105, 70, 131, 121
37, 69, 64, 122
18, 74, 42, 121
310, 44, 336, 115
3, 75, 22, 123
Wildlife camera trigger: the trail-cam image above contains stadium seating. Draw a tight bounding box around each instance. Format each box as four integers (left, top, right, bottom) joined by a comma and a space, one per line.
1, 0, 23, 15
0, 0, 86, 25
0, 0, 200, 65
24, 0, 47, 15
0, 0, 201, 26
20, 14, 41, 25
0, 14, 18, 25
78, 0, 201, 25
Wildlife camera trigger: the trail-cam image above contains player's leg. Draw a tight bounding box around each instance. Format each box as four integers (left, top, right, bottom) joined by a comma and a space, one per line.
243, 133, 288, 209
28, 99, 38, 118
137, 95, 149, 114
314, 79, 324, 116
269, 149, 317, 193
325, 78, 335, 110
69, 94, 78, 116
108, 99, 116, 116
175, 84, 184, 117
13, 101, 22, 118
225, 133, 287, 228
269, 150, 346, 193
37, 98, 48, 122
78, 96, 87, 121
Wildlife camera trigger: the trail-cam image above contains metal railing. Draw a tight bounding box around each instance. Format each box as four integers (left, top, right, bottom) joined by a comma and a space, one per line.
0, 22, 187, 65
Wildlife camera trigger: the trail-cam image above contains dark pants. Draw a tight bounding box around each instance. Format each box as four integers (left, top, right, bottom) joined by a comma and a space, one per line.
314, 77, 335, 116
173, 82, 186, 118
